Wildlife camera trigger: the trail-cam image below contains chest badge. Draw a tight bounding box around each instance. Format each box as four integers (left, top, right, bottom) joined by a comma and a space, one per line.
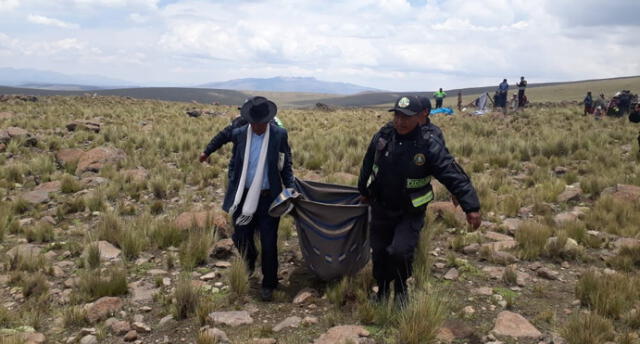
414, 153, 425, 166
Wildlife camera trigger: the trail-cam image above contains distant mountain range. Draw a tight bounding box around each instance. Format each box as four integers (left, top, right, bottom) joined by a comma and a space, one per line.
0, 67, 134, 89
199, 76, 381, 95
0, 68, 380, 94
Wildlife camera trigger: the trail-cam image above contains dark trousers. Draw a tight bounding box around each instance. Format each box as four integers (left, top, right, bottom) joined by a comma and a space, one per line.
231, 191, 280, 289
435, 98, 443, 108
370, 207, 424, 292
518, 90, 525, 107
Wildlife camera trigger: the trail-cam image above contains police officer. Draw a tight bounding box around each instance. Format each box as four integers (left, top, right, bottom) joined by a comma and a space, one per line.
358, 95, 481, 305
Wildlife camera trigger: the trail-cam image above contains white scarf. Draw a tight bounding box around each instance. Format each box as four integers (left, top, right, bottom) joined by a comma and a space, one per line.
229, 124, 270, 225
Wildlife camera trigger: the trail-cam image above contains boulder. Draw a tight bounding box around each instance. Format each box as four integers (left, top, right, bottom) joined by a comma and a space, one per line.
55, 148, 84, 166
502, 218, 523, 234
293, 288, 318, 304
601, 184, 640, 202
210, 238, 235, 259
110, 320, 131, 335
20, 190, 49, 204
201, 328, 229, 343
208, 311, 253, 327
481, 240, 518, 252
76, 147, 126, 175
437, 319, 476, 343
483, 231, 513, 242
0, 111, 14, 120
34, 181, 62, 193
129, 280, 157, 303
492, 311, 541, 338
7, 244, 41, 259
121, 168, 149, 183
84, 241, 121, 261
273, 316, 302, 332
175, 210, 229, 237
313, 325, 370, 344
123, 330, 137, 342
0, 126, 37, 145
557, 185, 582, 203
86, 297, 123, 323
66, 120, 101, 133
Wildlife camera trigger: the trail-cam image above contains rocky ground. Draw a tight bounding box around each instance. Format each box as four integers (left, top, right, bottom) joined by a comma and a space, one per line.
1, 96, 640, 344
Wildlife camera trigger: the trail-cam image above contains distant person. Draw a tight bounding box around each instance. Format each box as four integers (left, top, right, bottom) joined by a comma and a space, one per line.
583, 91, 593, 116
593, 93, 607, 119
517, 76, 527, 107
434, 88, 447, 108
498, 79, 509, 109
629, 102, 640, 153
199, 96, 294, 302
510, 94, 518, 112
457, 92, 463, 112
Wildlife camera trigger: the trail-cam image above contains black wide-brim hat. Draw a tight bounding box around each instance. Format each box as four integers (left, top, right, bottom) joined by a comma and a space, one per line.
240, 96, 277, 124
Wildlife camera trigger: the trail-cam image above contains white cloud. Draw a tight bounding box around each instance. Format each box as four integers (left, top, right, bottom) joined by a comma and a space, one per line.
27, 14, 79, 28
0, 0, 19, 11
129, 13, 148, 23
1, 0, 639, 89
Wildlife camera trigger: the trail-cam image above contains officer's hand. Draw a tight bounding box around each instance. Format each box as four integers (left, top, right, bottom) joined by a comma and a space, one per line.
199, 152, 208, 163
466, 212, 481, 230
359, 195, 369, 204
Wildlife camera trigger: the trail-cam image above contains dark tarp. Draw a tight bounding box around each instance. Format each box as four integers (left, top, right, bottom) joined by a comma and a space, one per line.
269, 178, 370, 281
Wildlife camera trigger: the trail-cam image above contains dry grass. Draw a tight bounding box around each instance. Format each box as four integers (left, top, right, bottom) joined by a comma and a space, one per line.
575, 270, 639, 319
174, 275, 200, 320
76, 267, 128, 301
227, 256, 249, 301
397, 288, 447, 344
2, 91, 640, 343
561, 312, 614, 344
515, 221, 552, 260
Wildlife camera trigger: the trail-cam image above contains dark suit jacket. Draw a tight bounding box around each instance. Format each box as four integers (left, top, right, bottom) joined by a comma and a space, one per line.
211, 123, 294, 213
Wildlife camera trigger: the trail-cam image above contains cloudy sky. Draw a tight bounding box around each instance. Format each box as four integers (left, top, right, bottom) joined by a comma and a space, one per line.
0, 0, 639, 91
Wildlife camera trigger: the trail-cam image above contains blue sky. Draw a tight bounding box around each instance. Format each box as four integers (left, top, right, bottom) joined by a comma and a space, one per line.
0, 0, 639, 90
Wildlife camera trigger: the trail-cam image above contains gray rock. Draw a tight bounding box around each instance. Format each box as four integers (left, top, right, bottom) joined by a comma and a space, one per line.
492, 311, 541, 338
444, 268, 459, 280
79, 335, 97, 344
208, 311, 253, 327
201, 328, 229, 343
313, 325, 370, 344
273, 316, 302, 332
20, 190, 49, 204
132, 322, 150, 333
293, 288, 317, 304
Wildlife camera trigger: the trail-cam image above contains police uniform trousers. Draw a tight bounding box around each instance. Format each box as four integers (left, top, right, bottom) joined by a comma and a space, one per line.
369, 204, 424, 290
231, 190, 280, 289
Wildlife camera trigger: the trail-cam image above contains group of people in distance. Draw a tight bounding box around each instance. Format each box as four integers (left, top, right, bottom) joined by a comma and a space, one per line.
199, 95, 480, 304
440, 76, 529, 113
493, 77, 528, 111
583, 90, 637, 119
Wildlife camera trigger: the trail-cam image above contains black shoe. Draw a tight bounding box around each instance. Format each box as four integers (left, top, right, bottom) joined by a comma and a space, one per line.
260, 287, 274, 302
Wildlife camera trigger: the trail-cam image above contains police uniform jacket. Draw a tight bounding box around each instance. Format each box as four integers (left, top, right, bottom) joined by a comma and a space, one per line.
358, 124, 480, 214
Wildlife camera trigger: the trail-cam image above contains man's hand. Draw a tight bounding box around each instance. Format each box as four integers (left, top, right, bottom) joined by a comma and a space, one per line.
199, 152, 208, 163
359, 195, 369, 204
466, 212, 481, 230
